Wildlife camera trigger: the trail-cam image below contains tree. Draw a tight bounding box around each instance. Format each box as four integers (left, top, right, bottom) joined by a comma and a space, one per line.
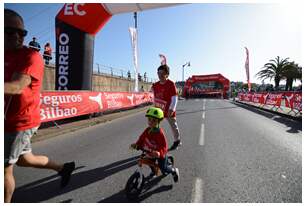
283, 61, 302, 91
255, 56, 289, 90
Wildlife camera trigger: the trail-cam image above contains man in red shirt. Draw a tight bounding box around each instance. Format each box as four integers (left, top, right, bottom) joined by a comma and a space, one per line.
4, 9, 75, 203
152, 64, 181, 151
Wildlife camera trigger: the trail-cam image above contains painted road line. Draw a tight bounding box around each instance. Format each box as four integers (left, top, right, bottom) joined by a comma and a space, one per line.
203, 100, 205, 110
192, 177, 203, 203
199, 123, 205, 146
202, 112, 205, 119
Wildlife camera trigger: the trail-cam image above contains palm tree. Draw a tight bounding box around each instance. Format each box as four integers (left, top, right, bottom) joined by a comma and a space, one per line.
256, 56, 289, 90
283, 61, 302, 90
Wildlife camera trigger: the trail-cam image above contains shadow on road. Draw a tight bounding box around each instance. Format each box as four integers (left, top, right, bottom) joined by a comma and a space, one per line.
12, 156, 139, 203
99, 175, 173, 203
231, 101, 301, 134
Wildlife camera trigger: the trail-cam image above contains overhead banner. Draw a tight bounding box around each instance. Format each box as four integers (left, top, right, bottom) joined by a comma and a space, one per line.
40, 91, 153, 122
129, 27, 139, 92
55, 3, 179, 91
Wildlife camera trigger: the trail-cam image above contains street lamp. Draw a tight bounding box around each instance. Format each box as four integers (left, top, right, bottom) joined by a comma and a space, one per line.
182, 61, 191, 81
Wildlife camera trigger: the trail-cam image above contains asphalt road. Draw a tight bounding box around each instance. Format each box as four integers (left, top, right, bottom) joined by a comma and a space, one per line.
12, 98, 302, 203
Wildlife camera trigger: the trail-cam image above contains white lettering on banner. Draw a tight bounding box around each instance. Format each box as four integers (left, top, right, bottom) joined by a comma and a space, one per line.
58, 33, 69, 90
294, 94, 302, 110
64, 3, 86, 16
107, 101, 122, 108
104, 93, 124, 109
104, 93, 124, 100
40, 94, 82, 107
40, 107, 77, 121
253, 94, 262, 103
266, 94, 282, 105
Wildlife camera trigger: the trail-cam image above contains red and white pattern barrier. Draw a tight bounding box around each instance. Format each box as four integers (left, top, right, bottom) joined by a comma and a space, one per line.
238, 92, 302, 111
40, 91, 153, 122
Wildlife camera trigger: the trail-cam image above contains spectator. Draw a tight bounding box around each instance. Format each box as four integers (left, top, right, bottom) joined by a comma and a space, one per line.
4, 9, 75, 203
140, 85, 145, 92
43, 42, 52, 65
144, 72, 147, 82
28, 37, 41, 51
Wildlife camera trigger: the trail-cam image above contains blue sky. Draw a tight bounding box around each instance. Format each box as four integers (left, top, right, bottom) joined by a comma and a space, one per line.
4, 3, 302, 85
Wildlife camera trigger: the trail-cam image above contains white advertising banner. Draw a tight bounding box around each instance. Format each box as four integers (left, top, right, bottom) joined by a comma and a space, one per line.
129, 27, 139, 92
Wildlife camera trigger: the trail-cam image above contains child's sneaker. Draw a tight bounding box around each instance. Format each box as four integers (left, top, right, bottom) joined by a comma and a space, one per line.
172, 168, 179, 183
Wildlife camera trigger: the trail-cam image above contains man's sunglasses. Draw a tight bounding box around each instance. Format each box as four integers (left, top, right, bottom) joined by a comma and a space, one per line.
5, 27, 28, 37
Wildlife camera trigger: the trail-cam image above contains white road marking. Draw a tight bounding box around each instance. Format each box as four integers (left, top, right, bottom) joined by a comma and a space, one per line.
192, 177, 203, 203
202, 112, 205, 119
199, 123, 205, 146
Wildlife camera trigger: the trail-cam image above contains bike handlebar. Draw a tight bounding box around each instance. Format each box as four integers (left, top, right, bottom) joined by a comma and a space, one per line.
130, 145, 152, 153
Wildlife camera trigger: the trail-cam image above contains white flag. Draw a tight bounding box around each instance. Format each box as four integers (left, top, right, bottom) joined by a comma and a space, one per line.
129, 27, 138, 92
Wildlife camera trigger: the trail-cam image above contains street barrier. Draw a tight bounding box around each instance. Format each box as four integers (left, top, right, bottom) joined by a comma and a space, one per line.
237, 92, 302, 115
40, 91, 153, 122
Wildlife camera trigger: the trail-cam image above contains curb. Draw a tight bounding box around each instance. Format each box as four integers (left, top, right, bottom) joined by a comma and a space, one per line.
32, 105, 151, 143
231, 100, 301, 122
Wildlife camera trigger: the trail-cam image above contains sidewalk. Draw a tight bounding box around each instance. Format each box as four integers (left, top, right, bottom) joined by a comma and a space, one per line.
232, 98, 302, 121
32, 105, 151, 143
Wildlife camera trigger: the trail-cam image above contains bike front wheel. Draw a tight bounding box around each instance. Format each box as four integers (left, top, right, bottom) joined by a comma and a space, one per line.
125, 171, 144, 200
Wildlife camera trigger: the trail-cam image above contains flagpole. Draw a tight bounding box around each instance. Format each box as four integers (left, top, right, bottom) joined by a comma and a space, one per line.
182, 61, 190, 81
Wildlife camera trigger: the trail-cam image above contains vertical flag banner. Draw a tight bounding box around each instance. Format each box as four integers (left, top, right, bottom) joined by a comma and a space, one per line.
129, 27, 139, 92
245, 47, 251, 92
159, 54, 167, 65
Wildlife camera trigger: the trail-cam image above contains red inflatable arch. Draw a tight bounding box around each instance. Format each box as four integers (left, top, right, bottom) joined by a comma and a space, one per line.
183, 73, 230, 99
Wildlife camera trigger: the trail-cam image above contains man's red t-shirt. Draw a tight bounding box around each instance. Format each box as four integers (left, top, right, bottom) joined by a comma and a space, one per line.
136, 127, 168, 159
4, 46, 44, 132
152, 79, 178, 118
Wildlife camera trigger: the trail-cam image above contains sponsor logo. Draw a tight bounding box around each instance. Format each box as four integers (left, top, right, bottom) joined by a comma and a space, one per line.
104, 93, 124, 108
64, 3, 86, 16
40, 94, 82, 120
127, 94, 134, 105
89, 93, 103, 109
57, 33, 69, 90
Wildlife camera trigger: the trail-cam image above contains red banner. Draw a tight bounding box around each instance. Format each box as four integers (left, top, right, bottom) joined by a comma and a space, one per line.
252, 93, 264, 104
40, 91, 153, 122
284, 92, 302, 111
264, 93, 282, 107
238, 92, 301, 110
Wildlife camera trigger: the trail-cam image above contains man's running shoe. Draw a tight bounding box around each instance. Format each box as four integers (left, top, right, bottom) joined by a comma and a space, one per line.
58, 161, 75, 188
